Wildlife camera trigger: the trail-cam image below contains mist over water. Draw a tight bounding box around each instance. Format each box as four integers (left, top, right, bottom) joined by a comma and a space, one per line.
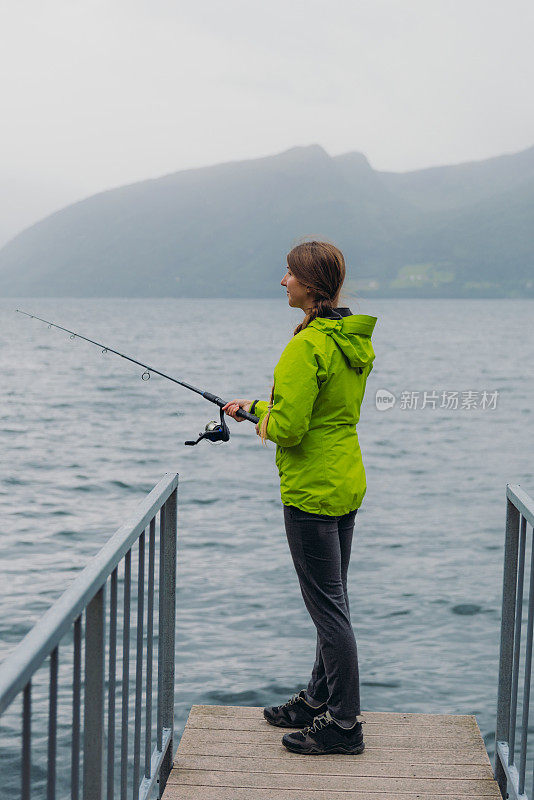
0, 297, 532, 795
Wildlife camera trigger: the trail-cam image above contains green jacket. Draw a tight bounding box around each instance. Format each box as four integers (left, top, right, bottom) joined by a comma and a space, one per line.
254, 313, 377, 515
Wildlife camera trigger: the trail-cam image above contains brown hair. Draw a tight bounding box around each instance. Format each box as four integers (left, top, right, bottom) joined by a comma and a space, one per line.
259, 240, 347, 444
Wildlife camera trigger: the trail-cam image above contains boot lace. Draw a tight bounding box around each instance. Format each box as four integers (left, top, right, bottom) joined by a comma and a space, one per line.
280, 692, 302, 709
302, 711, 332, 735
302, 711, 366, 735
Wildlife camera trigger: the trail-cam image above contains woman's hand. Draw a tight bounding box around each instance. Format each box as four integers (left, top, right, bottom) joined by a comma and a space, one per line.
221, 398, 252, 421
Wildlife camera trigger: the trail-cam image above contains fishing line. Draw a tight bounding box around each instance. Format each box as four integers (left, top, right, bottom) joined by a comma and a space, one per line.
16, 309, 259, 445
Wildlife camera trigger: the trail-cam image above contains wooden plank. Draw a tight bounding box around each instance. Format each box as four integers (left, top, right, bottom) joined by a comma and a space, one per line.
178, 737, 490, 765
168, 767, 501, 795
187, 714, 481, 735
192, 704, 477, 725
175, 739, 492, 764
172, 753, 495, 779
164, 788, 498, 800
179, 726, 488, 750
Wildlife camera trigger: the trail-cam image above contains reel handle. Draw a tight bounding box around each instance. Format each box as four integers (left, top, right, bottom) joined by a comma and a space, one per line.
202, 391, 259, 424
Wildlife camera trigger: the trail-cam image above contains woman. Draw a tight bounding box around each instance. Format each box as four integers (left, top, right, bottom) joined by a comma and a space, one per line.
222, 240, 377, 755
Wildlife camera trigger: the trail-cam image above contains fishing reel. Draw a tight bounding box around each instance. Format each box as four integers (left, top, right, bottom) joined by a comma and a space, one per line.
185, 407, 230, 446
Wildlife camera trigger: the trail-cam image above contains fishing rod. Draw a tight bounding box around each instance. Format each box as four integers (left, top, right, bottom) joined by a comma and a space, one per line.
16, 309, 259, 446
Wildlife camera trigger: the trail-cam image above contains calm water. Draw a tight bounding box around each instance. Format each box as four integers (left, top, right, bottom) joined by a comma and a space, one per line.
0, 297, 533, 794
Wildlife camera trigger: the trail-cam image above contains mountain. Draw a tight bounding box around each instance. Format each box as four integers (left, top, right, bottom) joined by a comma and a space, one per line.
377, 145, 534, 212
0, 143, 532, 298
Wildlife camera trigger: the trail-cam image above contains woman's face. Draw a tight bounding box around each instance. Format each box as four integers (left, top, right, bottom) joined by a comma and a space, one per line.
281, 265, 314, 311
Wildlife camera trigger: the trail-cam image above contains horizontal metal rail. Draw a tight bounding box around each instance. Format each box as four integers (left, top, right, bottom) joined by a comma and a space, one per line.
495, 483, 534, 799
0, 472, 179, 800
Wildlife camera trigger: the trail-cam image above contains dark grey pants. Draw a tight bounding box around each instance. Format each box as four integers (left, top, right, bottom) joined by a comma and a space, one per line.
283, 503, 360, 727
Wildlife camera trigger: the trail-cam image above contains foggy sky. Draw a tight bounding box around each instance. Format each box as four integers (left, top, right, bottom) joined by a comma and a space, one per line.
1, 0, 533, 245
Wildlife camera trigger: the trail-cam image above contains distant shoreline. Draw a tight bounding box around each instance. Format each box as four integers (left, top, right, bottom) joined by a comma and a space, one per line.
2, 292, 533, 300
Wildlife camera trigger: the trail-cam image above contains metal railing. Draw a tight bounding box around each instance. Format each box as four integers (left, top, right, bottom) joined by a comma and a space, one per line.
495, 483, 534, 799
0, 472, 178, 800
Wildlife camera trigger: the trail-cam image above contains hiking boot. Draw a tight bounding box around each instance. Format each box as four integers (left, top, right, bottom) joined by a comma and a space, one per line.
263, 690, 328, 728
281, 710, 366, 754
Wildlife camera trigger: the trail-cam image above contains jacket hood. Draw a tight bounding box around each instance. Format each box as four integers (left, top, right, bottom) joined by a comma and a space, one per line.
308, 313, 377, 369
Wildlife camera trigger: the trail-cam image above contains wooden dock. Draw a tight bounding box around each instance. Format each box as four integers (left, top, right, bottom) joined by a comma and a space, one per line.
163, 704, 501, 799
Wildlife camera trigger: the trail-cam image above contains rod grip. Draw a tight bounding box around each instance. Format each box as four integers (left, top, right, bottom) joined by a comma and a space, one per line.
202, 392, 259, 424
235, 408, 260, 424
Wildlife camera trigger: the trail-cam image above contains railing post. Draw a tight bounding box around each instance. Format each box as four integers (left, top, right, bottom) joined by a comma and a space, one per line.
83, 586, 106, 800
22, 681, 31, 800
158, 487, 177, 798
494, 493, 521, 796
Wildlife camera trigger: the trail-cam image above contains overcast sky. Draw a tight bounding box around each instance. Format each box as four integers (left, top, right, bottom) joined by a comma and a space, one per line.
1, 0, 533, 244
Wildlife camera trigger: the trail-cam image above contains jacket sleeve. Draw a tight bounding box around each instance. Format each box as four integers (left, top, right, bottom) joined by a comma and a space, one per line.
252, 400, 270, 420
255, 335, 326, 447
